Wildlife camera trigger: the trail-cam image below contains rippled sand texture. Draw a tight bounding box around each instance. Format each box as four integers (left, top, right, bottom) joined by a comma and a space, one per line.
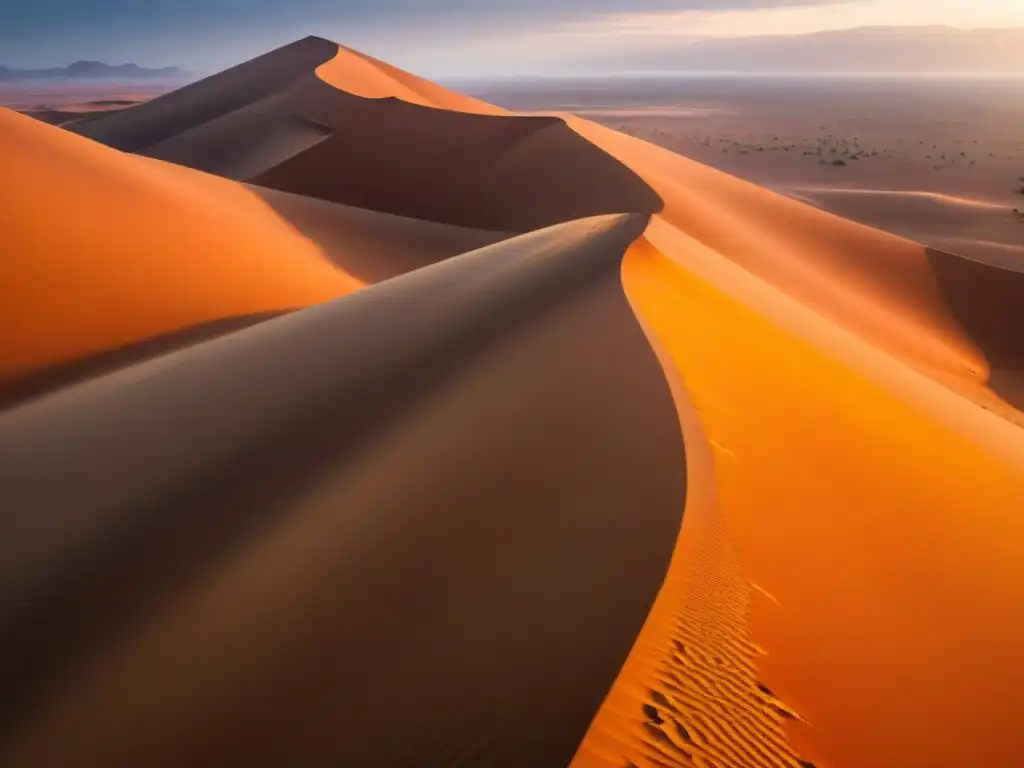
3, 35, 1024, 768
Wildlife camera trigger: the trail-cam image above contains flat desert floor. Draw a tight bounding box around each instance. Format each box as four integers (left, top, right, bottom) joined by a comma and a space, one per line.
465, 75, 1024, 264
0, 82, 177, 125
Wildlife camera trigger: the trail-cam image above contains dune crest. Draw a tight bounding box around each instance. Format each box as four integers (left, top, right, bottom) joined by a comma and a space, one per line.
4, 34, 1024, 768
0, 215, 689, 767
0, 108, 355, 385
316, 44, 506, 115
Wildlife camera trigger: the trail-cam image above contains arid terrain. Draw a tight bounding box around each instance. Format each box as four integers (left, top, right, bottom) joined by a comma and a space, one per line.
2, 37, 1024, 768
0, 82, 174, 125
467, 75, 1024, 263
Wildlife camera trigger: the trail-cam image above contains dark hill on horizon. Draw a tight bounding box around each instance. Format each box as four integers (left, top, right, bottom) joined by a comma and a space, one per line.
0, 61, 189, 81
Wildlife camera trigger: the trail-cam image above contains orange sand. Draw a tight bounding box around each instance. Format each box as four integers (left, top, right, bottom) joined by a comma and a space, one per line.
0, 109, 358, 383
560, 96, 1024, 768
564, 117, 992, 382
571, 215, 1024, 768
6, 36, 1024, 768
315, 46, 505, 115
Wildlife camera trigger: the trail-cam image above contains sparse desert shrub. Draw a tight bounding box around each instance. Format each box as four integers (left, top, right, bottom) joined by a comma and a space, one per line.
832, 159, 847, 166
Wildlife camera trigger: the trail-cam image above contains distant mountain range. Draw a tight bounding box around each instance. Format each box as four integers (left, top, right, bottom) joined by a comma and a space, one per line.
598, 26, 1024, 75
0, 61, 189, 81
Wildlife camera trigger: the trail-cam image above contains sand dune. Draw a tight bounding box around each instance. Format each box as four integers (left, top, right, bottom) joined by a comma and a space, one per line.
0, 100, 521, 396
316, 44, 505, 115
0, 215, 686, 767
564, 117, 1024, 406
250, 185, 510, 282
70, 36, 338, 152
73, 38, 661, 230
791, 187, 1024, 266
0, 108, 354, 386
254, 85, 662, 230
3, 34, 1024, 768
141, 92, 333, 180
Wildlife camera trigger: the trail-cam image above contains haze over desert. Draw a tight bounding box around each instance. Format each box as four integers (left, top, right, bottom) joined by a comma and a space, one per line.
2, 6, 1024, 768
469, 74, 1024, 263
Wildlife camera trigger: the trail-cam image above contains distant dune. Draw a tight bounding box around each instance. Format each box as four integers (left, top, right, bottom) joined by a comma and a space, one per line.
71, 38, 660, 231
484, 73, 1024, 262
2, 34, 1024, 768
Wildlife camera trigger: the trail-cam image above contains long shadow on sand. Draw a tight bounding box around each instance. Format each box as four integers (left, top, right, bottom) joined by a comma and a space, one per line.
70, 36, 664, 233
0, 216, 685, 767
0, 312, 286, 411
927, 247, 1024, 411
254, 75, 664, 232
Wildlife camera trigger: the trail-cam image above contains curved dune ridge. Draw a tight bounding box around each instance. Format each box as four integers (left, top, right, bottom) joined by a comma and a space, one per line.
3, 34, 1024, 768
0, 215, 687, 767
0, 108, 355, 385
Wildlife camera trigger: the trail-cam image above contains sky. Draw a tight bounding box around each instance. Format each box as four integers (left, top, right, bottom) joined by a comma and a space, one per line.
2, 0, 1024, 74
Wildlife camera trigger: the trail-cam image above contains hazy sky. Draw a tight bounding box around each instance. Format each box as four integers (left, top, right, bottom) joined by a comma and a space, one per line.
3, 0, 1023, 74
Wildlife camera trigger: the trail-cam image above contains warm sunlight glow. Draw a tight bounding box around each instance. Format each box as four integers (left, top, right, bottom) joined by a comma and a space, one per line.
572, 0, 1024, 37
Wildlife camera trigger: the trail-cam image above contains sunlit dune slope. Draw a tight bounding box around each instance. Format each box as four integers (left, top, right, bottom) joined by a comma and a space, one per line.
0, 108, 356, 385
5, 33, 1024, 768
568, 120, 980, 374
0, 215, 686, 768
71, 36, 499, 161
316, 44, 505, 115
567, 118, 1024, 413
1, 105, 518, 397
249, 185, 510, 283
573, 230, 1024, 768
72, 39, 662, 230
70, 37, 502, 182
556, 116, 1024, 767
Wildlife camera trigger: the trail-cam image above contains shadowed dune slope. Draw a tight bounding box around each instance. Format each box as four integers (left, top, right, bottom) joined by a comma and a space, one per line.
80, 33, 1021, 380
8, 34, 1024, 768
926, 247, 1024, 410
579, 232, 1024, 768
0, 105, 517, 396
140, 90, 333, 181
0, 215, 687, 768
69, 40, 662, 231
254, 80, 663, 231
249, 185, 511, 283
0, 108, 356, 385
69, 36, 338, 152
564, 116, 1024, 394
0, 312, 285, 412
789, 187, 1024, 267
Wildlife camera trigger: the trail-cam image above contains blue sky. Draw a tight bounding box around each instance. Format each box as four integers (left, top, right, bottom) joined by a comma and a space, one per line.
3, 0, 1023, 74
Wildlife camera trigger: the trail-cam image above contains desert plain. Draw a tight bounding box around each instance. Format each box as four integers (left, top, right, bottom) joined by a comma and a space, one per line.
1, 37, 1024, 768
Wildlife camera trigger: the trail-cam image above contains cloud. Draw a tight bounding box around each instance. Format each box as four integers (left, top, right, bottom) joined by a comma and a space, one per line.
0, 0, 844, 69
5, 0, 845, 35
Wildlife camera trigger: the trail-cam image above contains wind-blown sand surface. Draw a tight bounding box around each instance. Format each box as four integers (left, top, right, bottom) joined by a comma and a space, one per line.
3, 35, 1024, 768
467, 76, 1024, 263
